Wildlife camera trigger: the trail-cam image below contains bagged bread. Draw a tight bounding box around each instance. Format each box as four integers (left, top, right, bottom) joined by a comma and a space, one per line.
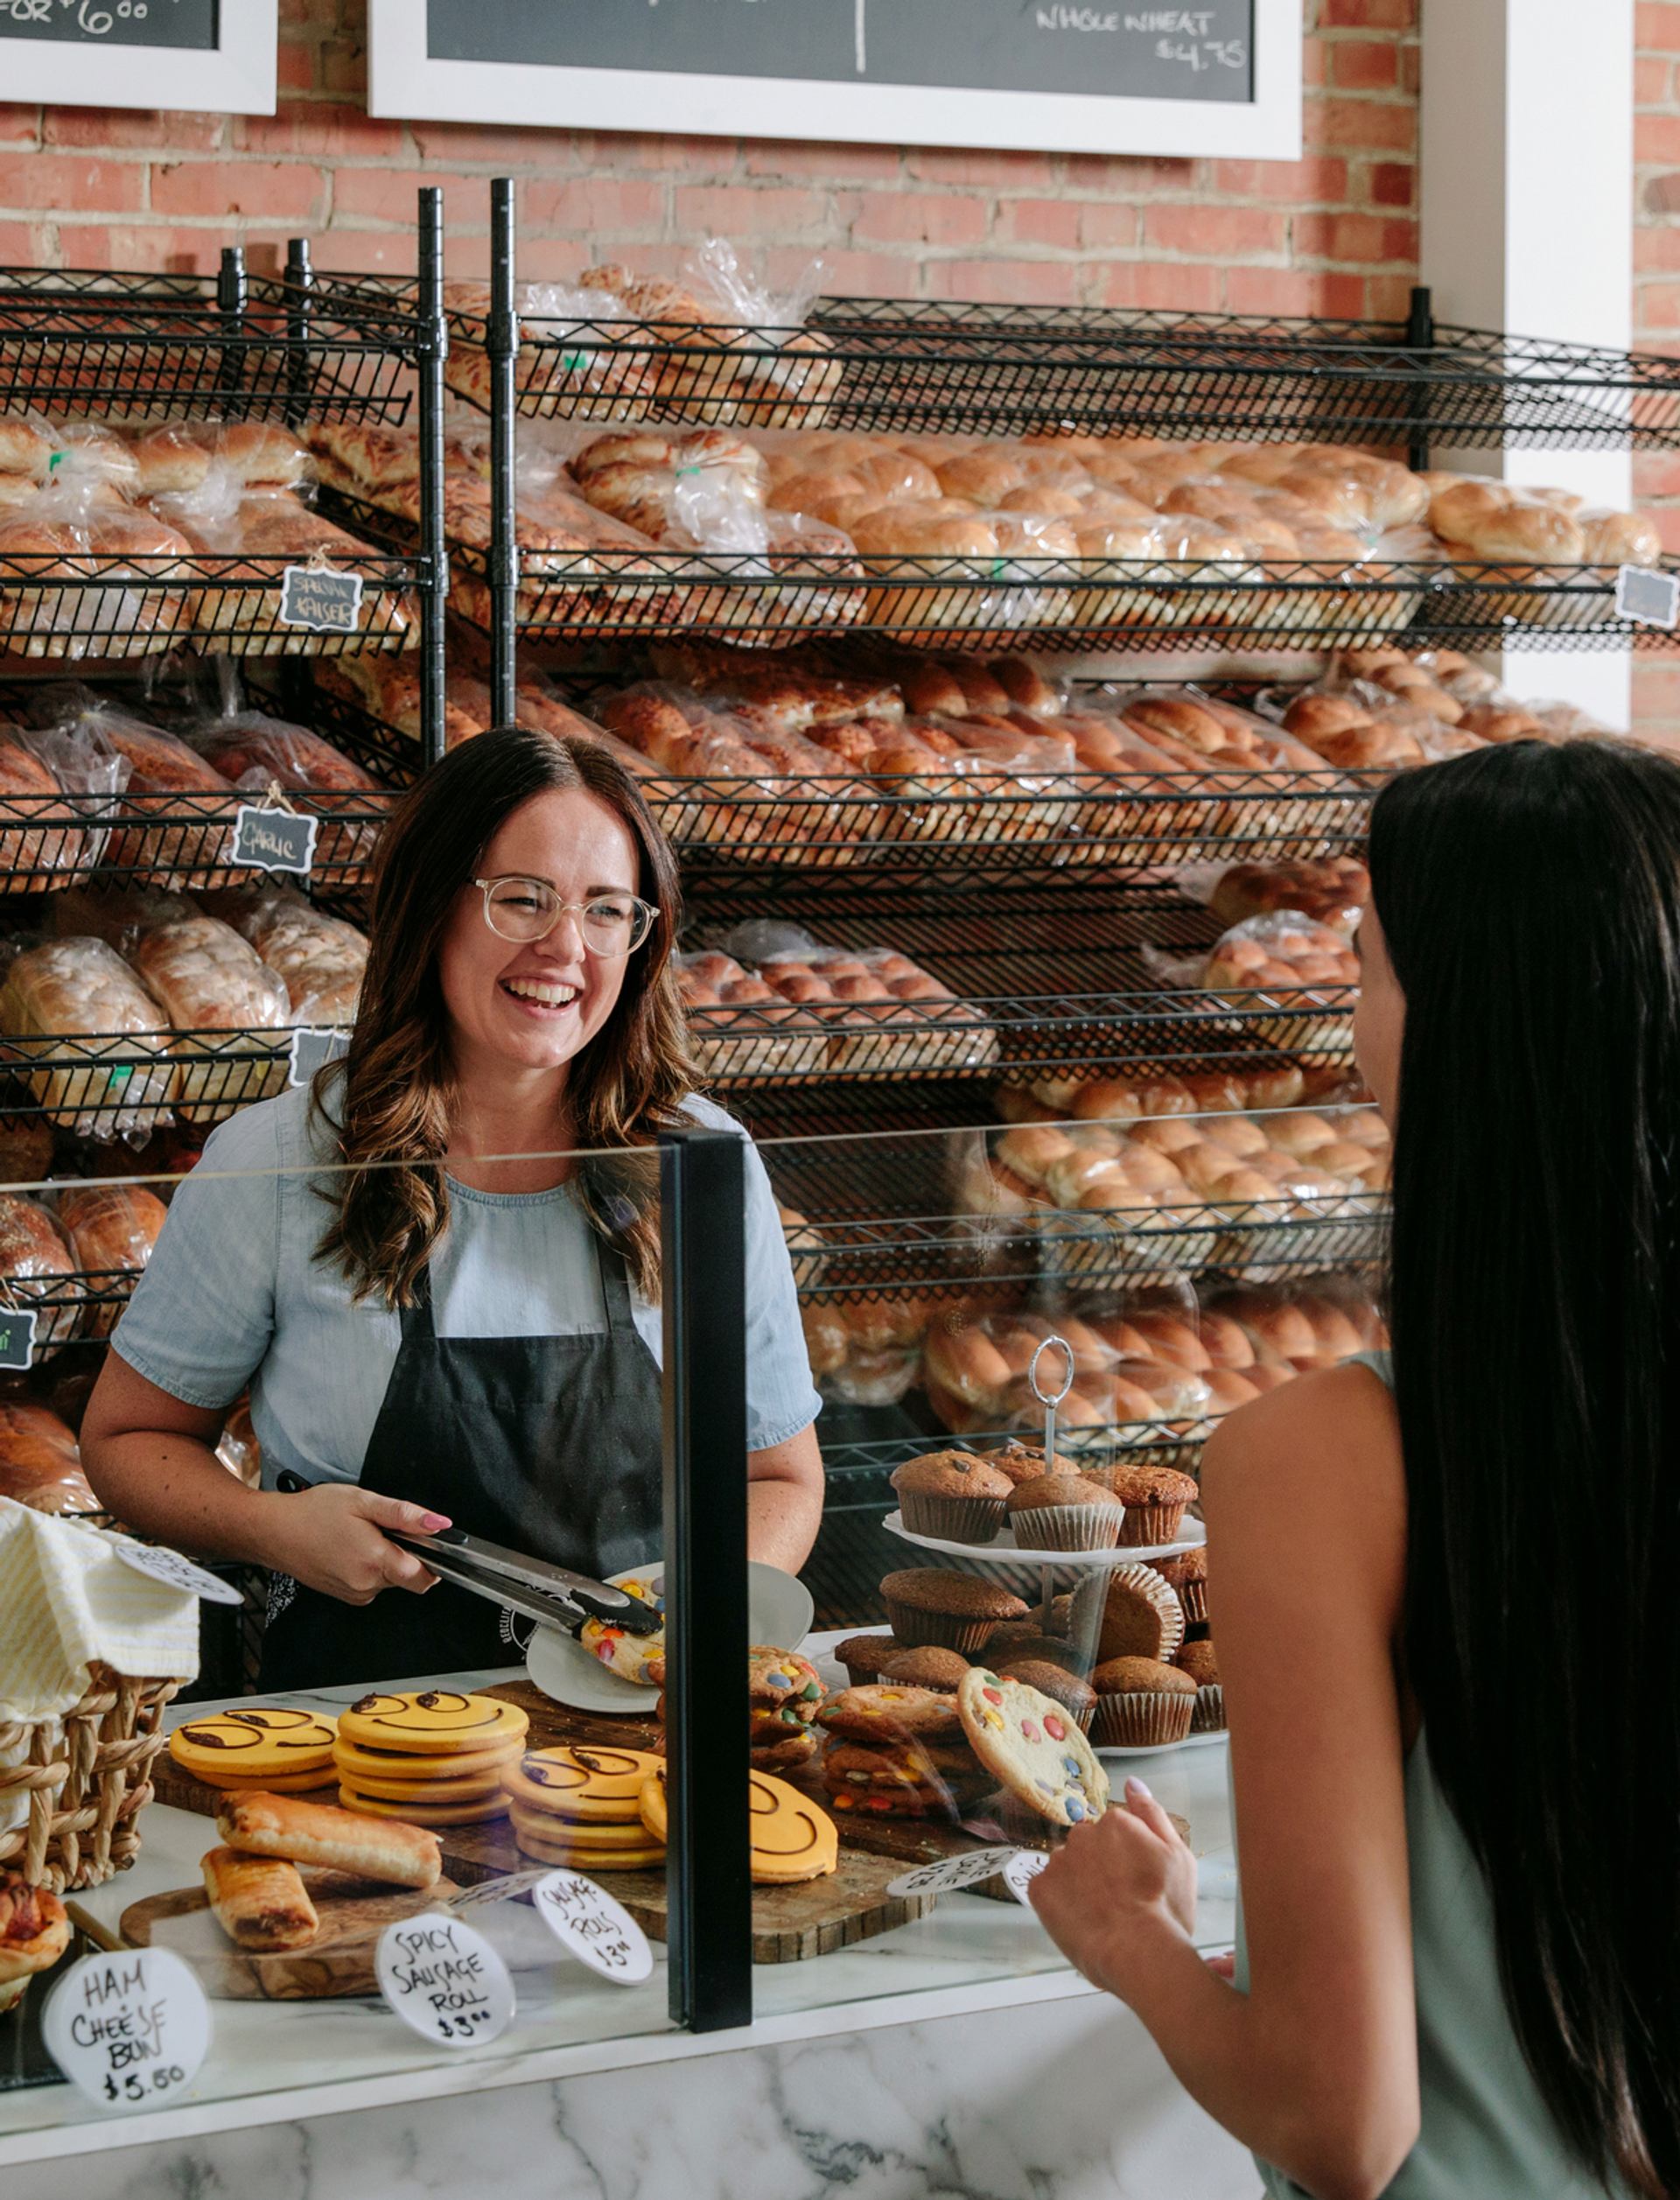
0, 730, 94, 893
127, 912, 290, 1124
0, 935, 176, 1139
211, 883, 368, 1027
0, 1400, 95, 1514
0, 1193, 80, 1351
193, 709, 384, 887
38, 703, 243, 893
56, 1184, 168, 1338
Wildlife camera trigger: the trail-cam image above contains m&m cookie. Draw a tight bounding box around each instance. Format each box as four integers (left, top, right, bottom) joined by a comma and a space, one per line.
747, 1649, 823, 1714
816, 1685, 962, 1743
579, 1577, 666, 1686
336, 1690, 528, 1755
169, 1708, 337, 1790
956, 1668, 1110, 1830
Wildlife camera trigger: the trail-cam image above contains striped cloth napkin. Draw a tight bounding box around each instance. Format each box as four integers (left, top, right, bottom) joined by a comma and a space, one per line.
0, 1498, 200, 1724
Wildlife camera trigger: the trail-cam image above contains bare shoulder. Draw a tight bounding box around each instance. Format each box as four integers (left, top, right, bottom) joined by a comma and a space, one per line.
1200, 1363, 1407, 1601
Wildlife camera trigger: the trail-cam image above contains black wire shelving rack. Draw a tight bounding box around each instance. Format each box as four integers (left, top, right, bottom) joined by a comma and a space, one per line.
437, 280, 1680, 455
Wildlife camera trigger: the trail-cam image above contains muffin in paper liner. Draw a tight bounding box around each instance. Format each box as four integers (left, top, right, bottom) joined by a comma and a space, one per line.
880, 1596, 1000, 1656
898, 1490, 1008, 1545
1119, 1501, 1192, 1548
1191, 1684, 1226, 1734
1092, 1689, 1195, 1749
1009, 1502, 1124, 1552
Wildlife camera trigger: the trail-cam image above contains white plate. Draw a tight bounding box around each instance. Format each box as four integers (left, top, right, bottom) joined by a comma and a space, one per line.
524, 1562, 816, 1715
884, 1510, 1206, 1568
1098, 1729, 1228, 1758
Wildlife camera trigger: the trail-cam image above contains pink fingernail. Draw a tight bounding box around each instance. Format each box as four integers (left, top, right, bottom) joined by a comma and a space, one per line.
422, 1512, 451, 1531
1125, 1776, 1155, 1804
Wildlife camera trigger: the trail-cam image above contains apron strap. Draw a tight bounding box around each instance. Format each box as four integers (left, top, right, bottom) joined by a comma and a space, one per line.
595, 1237, 640, 1335
399, 1261, 438, 1342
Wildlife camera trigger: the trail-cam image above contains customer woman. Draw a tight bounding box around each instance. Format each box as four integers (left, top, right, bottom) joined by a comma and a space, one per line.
1031, 739, 1679, 2199
82, 728, 824, 1688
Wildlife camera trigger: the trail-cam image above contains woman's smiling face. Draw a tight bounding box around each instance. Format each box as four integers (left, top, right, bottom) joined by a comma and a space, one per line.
437, 786, 640, 1085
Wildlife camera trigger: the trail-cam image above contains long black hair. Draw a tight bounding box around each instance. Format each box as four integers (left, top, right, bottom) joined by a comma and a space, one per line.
1370, 739, 1680, 2198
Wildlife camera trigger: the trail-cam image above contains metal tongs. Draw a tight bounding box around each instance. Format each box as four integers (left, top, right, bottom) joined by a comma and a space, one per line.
388, 1525, 662, 1639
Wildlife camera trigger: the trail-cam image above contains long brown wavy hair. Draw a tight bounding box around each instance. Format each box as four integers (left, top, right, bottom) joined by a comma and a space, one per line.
313, 727, 691, 1307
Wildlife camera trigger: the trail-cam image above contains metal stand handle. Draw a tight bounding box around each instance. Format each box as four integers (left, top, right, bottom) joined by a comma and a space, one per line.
488, 178, 519, 726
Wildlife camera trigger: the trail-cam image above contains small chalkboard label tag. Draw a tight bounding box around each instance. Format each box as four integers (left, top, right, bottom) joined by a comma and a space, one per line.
531, 1871, 654, 1985
43, 1947, 212, 2114
375, 1913, 515, 2050
113, 1541, 244, 1607
278, 565, 364, 634
1616, 564, 1679, 628
233, 804, 317, 877
0, 1307, 36, 1371
286, 1026, 349, 1088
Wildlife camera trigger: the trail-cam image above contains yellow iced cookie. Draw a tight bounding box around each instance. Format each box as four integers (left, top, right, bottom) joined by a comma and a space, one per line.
169, 1707, 337, 1785
331, 1734, 522, 1784
338, 1784, 511, 1826
335, 1690, 528, 1755
508, 1802, 660, 1853
502, 1745, 664, 1821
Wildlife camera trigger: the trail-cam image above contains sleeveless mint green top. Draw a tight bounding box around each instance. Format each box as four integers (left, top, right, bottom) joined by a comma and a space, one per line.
1234, 1352, 1625, 2199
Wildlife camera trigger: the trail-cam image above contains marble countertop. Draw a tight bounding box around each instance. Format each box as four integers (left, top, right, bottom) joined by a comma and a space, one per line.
0, 1661, 1236, 2168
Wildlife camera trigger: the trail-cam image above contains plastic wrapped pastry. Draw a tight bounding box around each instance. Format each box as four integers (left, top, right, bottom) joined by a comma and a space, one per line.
0, 935, 177, 1139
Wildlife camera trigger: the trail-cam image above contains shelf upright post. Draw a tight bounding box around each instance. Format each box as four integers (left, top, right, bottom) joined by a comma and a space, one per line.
215, 244, 248, 417
416, 186, 449, 770
1405, 284, 1434, 476
658, 1127, 752, 2035
488, 178, 519, 725
283, 235, 313, 430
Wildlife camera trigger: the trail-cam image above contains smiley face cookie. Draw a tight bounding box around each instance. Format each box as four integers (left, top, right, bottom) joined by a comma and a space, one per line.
332, 1734, 522, 1786
335, 1690, 528, 1755
502, 1745, 664, 1822
957, 1668, 1110, 1829
638, 1765, 836, 1882
337, 1785, 511, 1826
169, 1707, 337, 1788
578, 1576, 666, 1686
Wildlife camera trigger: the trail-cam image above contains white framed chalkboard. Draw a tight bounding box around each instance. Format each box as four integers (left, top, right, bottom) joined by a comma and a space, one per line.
0, 0, 276, 114
368, 0, 1302, 160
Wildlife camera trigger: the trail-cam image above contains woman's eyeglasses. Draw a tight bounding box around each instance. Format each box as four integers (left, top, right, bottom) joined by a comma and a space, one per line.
474, 876, 658, 956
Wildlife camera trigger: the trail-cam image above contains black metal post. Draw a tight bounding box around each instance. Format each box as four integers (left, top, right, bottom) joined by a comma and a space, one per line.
284, 235, 312, 430
416, 186, 449, 769
215, 244, 248, 415
659, 1127, 752, 2035
488, 178, 519, 725
1405, 283, 1434, 474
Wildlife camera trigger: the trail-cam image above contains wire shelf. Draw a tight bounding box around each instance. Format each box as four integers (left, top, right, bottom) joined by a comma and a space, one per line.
0, 266, 420, 424
458, 551, 1667, 654
0, 789, 393, 897
0, 1265, 136, 1349
0, 1026, 294, 1131
683, 877, 1351, 1089
0, 553, 420, 660
423, 287, 1680, 450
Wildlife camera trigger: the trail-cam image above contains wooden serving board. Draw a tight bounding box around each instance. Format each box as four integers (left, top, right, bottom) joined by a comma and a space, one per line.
150, 1759, 337, 1818
121, 1872, 461, 2000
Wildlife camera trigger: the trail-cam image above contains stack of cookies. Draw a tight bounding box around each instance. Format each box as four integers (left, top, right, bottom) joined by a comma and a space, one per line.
749, 1647, 826, 1774
504, 1744, 668, 1871
816, 1684, 993, 1820
169, 1707, 339, 1796
640, 1764, 840, 1884
331, 1689, 528, 1825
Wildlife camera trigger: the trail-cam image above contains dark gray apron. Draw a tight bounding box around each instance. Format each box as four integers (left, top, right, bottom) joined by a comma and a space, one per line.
259, 1244, 662, 1691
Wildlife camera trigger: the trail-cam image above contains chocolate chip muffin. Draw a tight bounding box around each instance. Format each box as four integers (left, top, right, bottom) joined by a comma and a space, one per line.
1006, 1471, 1124, 1552
878, 1645, 972, 1693
890, 1448, 1012, 1544
1110, 1462, 1199, 1546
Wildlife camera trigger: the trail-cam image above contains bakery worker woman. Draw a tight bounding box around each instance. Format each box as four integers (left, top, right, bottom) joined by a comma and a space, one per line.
80, 729, 825, 1689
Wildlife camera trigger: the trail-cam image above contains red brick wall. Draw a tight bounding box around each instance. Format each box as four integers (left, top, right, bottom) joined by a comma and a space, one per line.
0, 0, 1418, 318
1634, 2, 1680, 737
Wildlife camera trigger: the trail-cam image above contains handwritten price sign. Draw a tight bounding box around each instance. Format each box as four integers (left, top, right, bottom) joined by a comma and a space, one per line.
43, 1948, 211, 2112
375, 1914, 515, 2049
531, 1872, 654, 1986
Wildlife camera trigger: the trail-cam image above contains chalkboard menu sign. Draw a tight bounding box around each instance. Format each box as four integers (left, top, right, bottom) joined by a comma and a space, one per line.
425, 0, 1253, 105
1, 0, 272, 109
0, 1, 218, 47
369, 0, 1300, 158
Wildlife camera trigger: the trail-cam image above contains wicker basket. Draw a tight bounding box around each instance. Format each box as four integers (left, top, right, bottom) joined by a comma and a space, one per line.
0, 1664, 182, 1893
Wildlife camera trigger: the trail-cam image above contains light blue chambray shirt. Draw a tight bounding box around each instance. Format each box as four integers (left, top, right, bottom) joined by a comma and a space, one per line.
113, 1084, 820, 1489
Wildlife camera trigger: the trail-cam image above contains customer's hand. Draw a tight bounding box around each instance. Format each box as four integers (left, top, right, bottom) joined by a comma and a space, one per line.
1029, 1776, 1199, 1996
262, 1484, 448, 1605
